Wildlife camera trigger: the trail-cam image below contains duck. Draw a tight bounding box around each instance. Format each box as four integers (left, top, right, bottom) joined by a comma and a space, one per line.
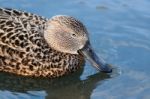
0, 8, 112, 78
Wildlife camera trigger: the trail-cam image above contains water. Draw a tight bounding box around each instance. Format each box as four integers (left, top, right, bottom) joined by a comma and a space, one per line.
0, 0, 150, 99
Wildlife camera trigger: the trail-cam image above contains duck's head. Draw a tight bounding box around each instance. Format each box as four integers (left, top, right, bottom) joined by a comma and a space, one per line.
44, 15, 112, 73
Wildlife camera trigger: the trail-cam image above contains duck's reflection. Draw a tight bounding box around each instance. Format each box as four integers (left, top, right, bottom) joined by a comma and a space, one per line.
0, 69, 111, 99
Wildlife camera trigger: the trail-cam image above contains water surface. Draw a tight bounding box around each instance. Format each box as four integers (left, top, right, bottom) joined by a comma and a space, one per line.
0, 0, 150, 99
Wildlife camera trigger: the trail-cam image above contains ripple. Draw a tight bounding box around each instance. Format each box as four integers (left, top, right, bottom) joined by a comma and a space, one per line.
110, 66, 122, 78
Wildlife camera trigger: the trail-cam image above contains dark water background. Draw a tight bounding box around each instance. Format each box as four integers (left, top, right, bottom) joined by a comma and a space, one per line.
0, 0, 150, 99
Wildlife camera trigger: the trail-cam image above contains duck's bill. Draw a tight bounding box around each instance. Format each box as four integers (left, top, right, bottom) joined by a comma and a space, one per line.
80, 42, 112, 73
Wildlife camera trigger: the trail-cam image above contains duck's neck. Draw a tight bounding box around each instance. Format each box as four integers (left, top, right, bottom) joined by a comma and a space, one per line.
44, 47, 85, 71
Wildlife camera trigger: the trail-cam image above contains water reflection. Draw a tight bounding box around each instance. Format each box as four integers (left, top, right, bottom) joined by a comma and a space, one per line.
0, 69, 111, 99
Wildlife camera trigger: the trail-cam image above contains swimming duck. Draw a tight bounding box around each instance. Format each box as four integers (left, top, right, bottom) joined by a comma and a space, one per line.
0, 8, 112, 78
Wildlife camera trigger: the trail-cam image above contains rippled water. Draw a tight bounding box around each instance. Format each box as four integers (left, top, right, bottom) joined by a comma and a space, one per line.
0, 0, 150, 99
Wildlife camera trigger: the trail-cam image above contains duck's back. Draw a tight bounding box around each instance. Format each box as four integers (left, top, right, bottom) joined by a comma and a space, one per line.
0, 8, 84, 77
0, 8, 47, 51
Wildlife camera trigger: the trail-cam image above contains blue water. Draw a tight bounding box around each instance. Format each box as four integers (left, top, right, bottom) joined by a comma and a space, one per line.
0, 0, 150, 99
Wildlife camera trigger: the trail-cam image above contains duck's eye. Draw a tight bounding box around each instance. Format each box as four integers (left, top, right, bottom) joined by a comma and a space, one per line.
72, 33, 77, 37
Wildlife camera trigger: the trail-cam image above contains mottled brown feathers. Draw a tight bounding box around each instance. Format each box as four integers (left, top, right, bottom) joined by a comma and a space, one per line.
0, 8, 85, 78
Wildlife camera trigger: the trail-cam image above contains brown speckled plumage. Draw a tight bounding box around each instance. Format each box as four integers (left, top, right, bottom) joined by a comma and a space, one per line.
0, 8, 85, 78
